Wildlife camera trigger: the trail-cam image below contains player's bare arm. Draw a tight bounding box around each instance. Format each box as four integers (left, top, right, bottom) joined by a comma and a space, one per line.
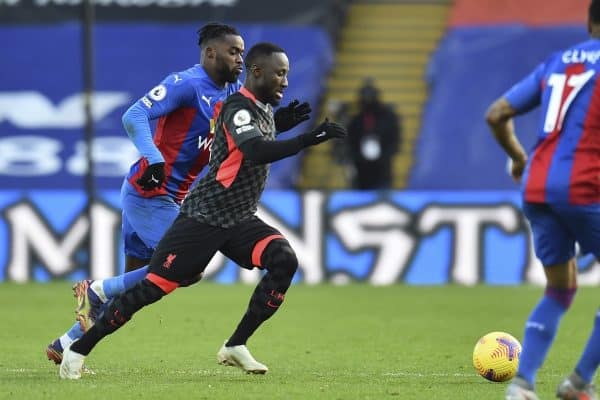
485, 97, 528, 182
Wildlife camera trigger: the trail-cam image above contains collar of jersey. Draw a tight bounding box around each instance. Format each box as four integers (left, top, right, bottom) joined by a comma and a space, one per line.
239, 86, 272, 114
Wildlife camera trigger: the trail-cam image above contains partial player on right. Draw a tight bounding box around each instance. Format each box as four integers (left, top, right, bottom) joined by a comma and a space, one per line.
486, 2, 600, 399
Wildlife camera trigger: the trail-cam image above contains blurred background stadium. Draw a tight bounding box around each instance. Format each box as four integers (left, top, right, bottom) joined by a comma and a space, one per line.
1, 0, 597, 286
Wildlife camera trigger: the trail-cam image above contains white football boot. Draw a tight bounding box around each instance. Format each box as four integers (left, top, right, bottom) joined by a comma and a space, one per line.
59, 345, 86, 380
505, 377, 540, 400
217, 341, 268, 374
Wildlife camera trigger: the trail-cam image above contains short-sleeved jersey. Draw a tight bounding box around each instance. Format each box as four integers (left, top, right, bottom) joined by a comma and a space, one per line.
180, 87, 276, 227
504, 39, 600, 205
127, 65, 241, 203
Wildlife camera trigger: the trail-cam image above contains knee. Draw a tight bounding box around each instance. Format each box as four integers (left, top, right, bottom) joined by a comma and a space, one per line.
263, 240, 298, 279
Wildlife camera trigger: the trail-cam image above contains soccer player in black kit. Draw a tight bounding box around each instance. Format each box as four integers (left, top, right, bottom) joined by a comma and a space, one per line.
59, 42, 347, 379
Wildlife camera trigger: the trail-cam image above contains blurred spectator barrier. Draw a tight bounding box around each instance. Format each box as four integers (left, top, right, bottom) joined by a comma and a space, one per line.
0, 23, 333, 188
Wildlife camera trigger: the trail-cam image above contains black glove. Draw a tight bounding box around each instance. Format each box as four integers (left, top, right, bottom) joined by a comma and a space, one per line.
300, 119, 347, 147
274, 100, 312, 133
136, 162, 165, 191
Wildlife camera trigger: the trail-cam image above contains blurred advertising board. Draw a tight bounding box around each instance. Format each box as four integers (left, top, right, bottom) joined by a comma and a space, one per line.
2, 190, 599, 285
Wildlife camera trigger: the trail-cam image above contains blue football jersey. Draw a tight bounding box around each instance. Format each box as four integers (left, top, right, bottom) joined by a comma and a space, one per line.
505, 39, 600, 205
126, 65, 241, 203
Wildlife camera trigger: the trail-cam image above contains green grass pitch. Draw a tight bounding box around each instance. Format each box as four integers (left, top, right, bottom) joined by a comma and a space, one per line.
0, 282, 597, 399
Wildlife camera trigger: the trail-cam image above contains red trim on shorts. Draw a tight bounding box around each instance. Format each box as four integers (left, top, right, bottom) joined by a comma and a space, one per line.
146, 272, 179, 294
251, 234, 284, 268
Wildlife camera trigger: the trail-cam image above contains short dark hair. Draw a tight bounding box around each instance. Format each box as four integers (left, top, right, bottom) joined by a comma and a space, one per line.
244, 42, 285, 69
197, 22, 240, 48
590, 0, 600, 24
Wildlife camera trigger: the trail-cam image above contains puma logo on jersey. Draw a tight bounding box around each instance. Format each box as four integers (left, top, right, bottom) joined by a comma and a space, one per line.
173, 74, 182, 83
201, 95, 212, 106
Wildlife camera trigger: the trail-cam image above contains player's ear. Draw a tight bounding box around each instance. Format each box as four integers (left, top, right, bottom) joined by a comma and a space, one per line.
205, 45, 216, 60
250, 64, 262, 78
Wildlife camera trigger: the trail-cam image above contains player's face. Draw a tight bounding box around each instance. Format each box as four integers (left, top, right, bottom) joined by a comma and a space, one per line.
214, 34, 245, 84
256, 52, 289, 106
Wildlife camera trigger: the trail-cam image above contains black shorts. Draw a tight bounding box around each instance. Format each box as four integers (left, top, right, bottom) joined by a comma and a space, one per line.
148, 213, 289, 283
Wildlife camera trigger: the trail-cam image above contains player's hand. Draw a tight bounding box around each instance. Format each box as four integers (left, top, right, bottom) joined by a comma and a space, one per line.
508, 157, 527, 183
274, 100, 311, 133
136, 162, 165, 191
301, 118, 347, 146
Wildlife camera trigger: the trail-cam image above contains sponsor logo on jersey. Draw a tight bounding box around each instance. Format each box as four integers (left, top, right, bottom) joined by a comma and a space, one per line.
235, 125, 253, 134
198, 136, 213, 150
141, 96, 153, 108
233, 109, 251, 126
148, 84, 167, 101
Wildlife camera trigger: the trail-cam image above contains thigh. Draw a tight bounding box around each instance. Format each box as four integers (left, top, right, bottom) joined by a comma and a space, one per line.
122, 210, 154, 260
554, 203, 600, 259
522, 202, 575, 266
122, 191, 180, 249
221, 216, 288, 270
148, 214, 228, 282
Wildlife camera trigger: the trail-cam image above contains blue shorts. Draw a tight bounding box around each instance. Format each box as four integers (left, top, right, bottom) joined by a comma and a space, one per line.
522, 202, 600, 266
120, 180, 180, 260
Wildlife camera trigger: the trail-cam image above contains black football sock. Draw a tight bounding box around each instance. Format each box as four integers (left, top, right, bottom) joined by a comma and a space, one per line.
70, 279, 167, 355
70, 326, 103, 355
226, 279, 286, 347
226, 240, 297, 347
226, 310, 262, 346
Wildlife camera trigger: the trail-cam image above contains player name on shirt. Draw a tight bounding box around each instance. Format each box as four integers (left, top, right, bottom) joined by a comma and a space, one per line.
562, 49, 600, 64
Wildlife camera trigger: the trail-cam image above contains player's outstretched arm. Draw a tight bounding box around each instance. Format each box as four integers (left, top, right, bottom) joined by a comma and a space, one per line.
274, 99, 312, 133
239, 119, 347, 165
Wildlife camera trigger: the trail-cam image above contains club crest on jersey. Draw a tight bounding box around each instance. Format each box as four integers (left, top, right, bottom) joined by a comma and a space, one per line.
233, 109, 251, 126
148, 85, 167, 101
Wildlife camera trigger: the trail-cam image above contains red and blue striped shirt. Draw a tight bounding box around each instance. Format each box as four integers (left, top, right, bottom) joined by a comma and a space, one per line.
505, 38, 600, 205
124, 65, 241, 203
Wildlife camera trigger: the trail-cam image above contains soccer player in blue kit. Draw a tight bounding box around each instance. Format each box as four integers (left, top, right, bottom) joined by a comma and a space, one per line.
486, 2, 600, 399
45, 23, 311, 367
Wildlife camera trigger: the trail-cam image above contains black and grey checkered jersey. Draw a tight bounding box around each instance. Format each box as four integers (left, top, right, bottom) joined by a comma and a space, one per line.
180, 88, 276, 227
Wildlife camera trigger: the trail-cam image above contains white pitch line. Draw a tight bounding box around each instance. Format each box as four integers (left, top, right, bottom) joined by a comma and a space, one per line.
3, 368, 39, 373
383, 372, 478, 377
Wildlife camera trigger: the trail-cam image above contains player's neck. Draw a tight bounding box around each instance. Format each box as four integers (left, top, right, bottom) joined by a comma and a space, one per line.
590, 25, 600, 38
203, 66, 226, 89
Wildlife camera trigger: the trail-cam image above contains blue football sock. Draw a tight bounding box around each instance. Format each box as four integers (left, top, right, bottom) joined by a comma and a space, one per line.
66, 322, 83, 341
517, 294, 567, 386
575, 309, 600, 383
102, 266, 149, 299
